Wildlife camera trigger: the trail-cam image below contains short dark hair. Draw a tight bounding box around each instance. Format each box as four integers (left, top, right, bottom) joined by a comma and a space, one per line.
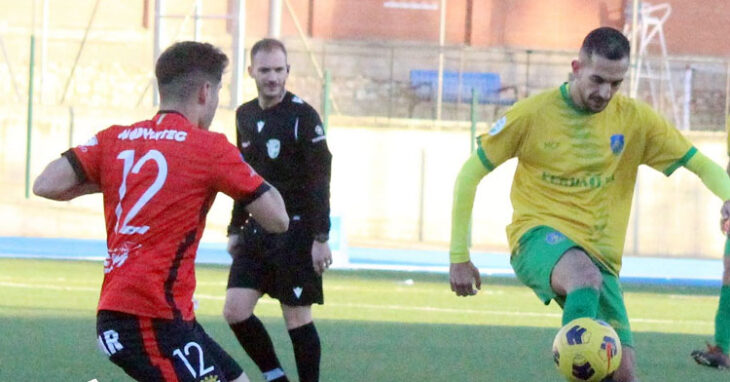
155, 41, 229, 102
250, 38, 288, 61
580, 27, 630, 61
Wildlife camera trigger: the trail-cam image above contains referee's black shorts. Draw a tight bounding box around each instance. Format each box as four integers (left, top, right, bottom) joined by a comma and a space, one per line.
96, 310, 243, 381
227, 217, 324, 306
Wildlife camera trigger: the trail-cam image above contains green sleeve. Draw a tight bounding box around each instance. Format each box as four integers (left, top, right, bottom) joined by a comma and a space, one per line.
684, 150, 730, 200
450, 152, 490, 263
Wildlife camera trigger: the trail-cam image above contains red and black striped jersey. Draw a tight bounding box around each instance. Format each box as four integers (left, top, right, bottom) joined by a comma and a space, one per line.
68, 111, 267, 320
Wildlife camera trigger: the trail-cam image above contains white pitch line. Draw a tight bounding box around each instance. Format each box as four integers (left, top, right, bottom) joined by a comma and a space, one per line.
0, 281, 97, 292
193, 294, 712, 326
2, 281, 714, 327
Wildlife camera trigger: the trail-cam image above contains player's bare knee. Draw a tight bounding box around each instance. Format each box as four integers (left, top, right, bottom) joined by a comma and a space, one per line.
223, 288, 260, 323
223, 300, 255, 324
553, 248, 602, 291
282, 305, 312, 329
284, 316, 313, 330
222, 306, 244, 324
579, 264, 603, 290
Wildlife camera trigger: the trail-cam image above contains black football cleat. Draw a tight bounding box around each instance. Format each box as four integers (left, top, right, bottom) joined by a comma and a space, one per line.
691, 344, 730, 369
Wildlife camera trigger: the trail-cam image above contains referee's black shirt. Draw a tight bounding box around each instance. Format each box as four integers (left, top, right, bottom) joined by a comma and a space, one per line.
229, 91, 332, 235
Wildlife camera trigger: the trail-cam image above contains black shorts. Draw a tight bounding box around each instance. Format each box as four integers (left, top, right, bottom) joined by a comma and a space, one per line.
96, 310, 243, 382
227, 218, 324, 306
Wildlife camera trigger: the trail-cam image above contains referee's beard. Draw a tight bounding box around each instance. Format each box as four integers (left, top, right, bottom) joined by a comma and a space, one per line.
257, 82, 286, 106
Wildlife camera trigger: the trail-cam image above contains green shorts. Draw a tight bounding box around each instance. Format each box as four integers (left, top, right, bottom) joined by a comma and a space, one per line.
725, 238, 730, 257
510, 226, 634, 347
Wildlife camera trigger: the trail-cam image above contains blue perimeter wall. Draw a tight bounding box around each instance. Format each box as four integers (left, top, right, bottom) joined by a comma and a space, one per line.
0, 236, 724, 288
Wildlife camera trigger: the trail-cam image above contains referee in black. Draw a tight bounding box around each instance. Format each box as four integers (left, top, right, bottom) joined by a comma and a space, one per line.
223, 38, 332, 382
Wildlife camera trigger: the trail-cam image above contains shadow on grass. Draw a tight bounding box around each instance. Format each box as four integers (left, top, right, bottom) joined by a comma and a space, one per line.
1, 312, 725, 382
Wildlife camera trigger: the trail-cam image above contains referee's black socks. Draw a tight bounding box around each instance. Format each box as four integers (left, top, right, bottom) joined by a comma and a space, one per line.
288, 322, 321, 382
229, 315, 289, 382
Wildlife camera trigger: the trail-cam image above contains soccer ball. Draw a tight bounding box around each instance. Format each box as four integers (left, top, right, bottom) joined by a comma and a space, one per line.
552, 318, 622, 382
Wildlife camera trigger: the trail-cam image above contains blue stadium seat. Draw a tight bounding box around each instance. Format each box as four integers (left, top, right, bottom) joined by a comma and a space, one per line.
409, 70, 517, 105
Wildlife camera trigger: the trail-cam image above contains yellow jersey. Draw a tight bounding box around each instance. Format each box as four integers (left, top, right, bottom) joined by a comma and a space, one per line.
477, 83, 695, 274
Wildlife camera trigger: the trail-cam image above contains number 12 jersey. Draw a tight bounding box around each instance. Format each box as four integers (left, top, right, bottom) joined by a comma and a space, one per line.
67, 111, 268, 320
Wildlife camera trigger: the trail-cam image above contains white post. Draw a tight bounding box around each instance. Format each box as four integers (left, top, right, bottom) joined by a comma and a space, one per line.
269, 0, 282, 38
629, 0, 640, 98
194, 0, 202, 41
153, 0, 164, 106
231, 0, 246, 108
628, 0, 640, 255
39, 0, 48, 104
31, 0, 36, 35
682, 66, 692, 131
436, 0, 446, 121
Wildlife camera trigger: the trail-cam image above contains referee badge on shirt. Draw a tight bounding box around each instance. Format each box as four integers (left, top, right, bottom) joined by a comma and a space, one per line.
266, 138, 281, 159
610, 134, 624, 155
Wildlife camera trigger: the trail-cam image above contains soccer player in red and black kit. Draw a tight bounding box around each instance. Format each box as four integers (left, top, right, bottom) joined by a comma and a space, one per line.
223, 38, 332, 382
33, 41, 289, 382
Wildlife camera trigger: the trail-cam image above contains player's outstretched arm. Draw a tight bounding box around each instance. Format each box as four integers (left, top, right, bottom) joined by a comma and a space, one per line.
684, 150, 730, 200
684, 151, 730, 232
245, 186, 289, 233
33, 156, 99, 201
449, 152, 489, 296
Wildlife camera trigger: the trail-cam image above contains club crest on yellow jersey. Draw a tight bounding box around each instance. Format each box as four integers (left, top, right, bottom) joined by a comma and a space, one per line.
610, 134, 624, 155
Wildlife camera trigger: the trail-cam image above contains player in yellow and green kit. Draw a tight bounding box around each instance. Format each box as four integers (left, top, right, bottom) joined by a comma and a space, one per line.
691, 115, 730, 369
449, 27, 730, 381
